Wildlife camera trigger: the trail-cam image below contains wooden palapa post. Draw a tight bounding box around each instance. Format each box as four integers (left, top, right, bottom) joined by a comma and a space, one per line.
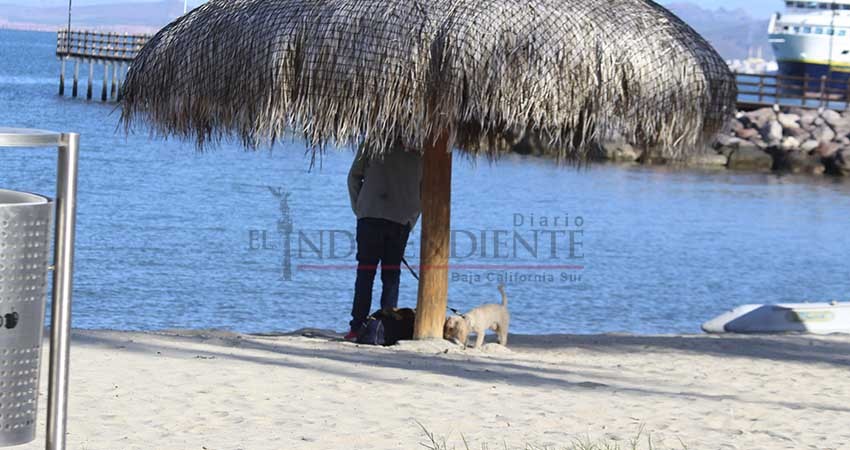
413, 129, 452, 339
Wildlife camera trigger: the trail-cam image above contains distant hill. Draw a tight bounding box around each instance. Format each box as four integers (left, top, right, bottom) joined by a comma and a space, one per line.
0, 0, 775, 60
666, 2, 774, 60
22, 0, 200, 6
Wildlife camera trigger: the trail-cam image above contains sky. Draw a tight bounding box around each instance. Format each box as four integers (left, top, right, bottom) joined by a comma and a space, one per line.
661, 0, 781, 18
24, 1, 784, 19
28, 0, 205, 7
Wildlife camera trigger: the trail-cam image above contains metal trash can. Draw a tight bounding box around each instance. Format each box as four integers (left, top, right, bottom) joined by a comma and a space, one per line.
0, 190, 53, 445
0, 128, 79, 450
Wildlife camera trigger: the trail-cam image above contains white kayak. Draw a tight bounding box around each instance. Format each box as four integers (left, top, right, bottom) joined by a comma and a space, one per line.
702, 302, 850, 334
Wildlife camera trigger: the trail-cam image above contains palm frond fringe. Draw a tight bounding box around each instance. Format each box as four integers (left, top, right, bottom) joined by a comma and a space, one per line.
120, 0, 736, 160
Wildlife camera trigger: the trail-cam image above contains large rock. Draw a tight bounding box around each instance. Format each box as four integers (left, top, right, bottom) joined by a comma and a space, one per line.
821, 109, 844, 129
511, 134, 545, 156
714, 134, 740, 148
800, 110, 819, 128
760, 120, 784, 144
598, 140, 639, 162
616, 145, 640, 162
787, 152, 826, 175
834, 125, 850, 139
727, 147, 773, 171
780, 136, 800, 150
824, 149, 850, 176
812, 125, 836, 144
769, 147, 823, 174
800, 139, 820, 153
815, 141, 840, 158
777, 113, 801, 129
737, 139, 761, 151
746, 108, 775, 129
784, 126, 810, 141
730, 118, 744, 132
736, 128, 760, 140
686, 153, 728, 167
840, 149, 850, 175
640, 155, 667, 165
716, 144, 735, 157
736, 114, 754, 129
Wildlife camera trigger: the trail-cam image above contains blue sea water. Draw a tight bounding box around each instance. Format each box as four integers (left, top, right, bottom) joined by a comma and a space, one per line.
1, 29, 849, 335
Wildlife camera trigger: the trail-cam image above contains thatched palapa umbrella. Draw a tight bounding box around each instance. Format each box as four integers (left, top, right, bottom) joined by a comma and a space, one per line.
121, 0, 736, 339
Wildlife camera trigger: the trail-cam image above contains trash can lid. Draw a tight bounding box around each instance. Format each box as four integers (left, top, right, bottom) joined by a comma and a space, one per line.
0, 189, 50, 207
0, 128, 63, 148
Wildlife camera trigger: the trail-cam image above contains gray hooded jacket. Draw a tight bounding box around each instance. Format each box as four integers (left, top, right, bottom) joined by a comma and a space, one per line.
348, 146, 423, 228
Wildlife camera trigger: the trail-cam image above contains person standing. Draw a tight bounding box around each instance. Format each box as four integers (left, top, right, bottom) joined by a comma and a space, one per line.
345, 143, 422, 340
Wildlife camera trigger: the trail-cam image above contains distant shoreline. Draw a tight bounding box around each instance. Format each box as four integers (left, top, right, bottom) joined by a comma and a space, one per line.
0, 23, 158, 33
0, 23, 56, 33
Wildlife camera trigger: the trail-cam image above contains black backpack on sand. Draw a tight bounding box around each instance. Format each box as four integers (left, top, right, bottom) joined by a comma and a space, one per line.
356, 308, 415, 346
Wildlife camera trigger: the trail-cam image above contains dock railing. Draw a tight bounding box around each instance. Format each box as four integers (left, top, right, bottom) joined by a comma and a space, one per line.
736, 72, 850, 111
56, 29, 150, 62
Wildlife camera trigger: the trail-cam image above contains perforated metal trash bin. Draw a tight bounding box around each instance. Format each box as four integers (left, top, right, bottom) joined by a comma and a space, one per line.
0, 128, 78, 450
0, 190, 53, 446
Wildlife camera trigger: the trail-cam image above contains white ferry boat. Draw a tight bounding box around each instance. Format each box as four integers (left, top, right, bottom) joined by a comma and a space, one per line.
769, 0, 850, 80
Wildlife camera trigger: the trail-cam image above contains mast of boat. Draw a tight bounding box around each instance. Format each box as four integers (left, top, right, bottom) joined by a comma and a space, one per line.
828, 0, 838, 76
65, 0, 72, 68
184, 0, 189, 14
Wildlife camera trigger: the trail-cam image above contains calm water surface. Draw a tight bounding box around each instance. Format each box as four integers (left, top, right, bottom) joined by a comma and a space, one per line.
2, 30, 849, 335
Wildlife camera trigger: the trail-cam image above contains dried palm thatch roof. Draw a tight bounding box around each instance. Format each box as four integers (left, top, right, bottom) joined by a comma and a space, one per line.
121, 0, 736, 160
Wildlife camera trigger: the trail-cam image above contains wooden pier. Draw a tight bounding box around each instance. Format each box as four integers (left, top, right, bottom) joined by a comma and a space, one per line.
735, 72, 850, 111
56, 29, 151, 102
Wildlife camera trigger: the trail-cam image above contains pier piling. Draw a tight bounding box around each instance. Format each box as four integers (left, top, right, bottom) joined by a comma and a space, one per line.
86, 62, 93, 100
101, 65, 108, 102
59, 58, 65, 96
110, 64, 117, 100
116, 63, 124, 102
72, 60, 78, 98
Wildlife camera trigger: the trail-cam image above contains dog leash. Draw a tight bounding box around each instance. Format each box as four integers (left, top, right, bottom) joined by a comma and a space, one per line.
401, 257, 419, 281
401, 257, 464, 316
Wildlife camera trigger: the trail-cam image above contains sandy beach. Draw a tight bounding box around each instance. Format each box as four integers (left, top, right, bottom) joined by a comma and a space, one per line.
16, 330, 850, 450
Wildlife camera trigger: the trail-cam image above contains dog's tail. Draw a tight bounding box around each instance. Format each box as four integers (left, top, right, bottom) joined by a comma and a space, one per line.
498, 284, 507, 306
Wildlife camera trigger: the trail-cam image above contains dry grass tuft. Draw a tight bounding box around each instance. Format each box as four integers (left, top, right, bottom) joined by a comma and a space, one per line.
417, 422, 687, 450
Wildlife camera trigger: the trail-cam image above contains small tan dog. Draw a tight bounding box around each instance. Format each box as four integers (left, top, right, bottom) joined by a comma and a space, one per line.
443, 285, 509, 348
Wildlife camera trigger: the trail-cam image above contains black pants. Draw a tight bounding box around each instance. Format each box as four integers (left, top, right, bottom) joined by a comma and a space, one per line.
350, 218, 411, 331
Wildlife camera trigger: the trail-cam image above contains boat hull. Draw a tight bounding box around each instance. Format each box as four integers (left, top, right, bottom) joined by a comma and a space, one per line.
777, 61, 850, 81
703, 302, 850, 334
770, 31, 850, 96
